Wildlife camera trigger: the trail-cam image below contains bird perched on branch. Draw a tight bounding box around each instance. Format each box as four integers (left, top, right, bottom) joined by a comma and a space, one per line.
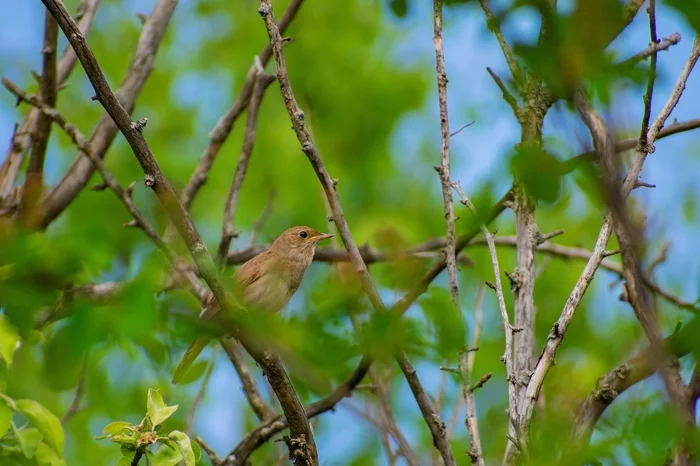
172, 226, 334, 384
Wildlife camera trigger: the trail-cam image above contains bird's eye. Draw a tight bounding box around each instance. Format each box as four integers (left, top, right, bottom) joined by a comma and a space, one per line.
299, 231, 308, 239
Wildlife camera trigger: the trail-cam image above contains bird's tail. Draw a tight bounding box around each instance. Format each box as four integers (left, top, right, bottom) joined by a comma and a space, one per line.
172, 336, 210, 384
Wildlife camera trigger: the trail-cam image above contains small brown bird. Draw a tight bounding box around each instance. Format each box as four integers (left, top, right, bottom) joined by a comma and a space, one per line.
172, 226, 334, 384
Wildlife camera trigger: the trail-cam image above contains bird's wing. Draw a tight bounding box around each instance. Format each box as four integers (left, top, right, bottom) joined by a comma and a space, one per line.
198, 251, 273, 321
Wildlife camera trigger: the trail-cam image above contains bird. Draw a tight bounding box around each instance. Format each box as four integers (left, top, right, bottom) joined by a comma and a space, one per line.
172, 226, 334, 384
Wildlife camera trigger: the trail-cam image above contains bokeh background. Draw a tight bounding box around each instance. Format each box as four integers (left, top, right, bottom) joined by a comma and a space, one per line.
1, 0, 700, 464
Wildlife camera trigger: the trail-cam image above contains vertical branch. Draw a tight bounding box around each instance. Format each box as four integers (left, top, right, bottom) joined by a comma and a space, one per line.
217, 62, 275, 263
18, 12, 58, 226
0, 0, 100, 209
432, 0, 459, 310
39, 0, 178, 229
460, 285, 486, 466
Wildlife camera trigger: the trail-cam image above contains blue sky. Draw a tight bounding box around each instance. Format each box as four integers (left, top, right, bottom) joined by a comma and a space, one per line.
2, 1, 699, 465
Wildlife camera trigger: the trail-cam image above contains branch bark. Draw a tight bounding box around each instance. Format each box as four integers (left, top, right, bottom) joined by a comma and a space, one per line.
0, 0, 100, 209
40, 2, 315, 464
39, 0, 178, 229
18, 12, 58, 227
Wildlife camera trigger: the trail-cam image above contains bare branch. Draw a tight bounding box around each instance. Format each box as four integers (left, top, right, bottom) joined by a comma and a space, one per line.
186, 349, 217, 435
179, 0, 306, 211
433, 0, 460, 312
18, 12, 58, 227
39, 0, 178, 229
223, 357, 371, 465
217, 63, 276, 263
617, 32, 681, 69
478, 0, 523, 85
61, 359, 87, 424
0, 0, 100, 208
395, 352, 456, 466
221, 339, 274, 421
41, 2, 315, 464
487, 67, 519, 115
196, 436, 222, 466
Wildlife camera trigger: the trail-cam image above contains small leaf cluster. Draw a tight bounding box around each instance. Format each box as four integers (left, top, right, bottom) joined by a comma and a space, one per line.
97, 389, 201, 466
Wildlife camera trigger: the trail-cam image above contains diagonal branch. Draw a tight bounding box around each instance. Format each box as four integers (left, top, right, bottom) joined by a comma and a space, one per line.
40, 2, 315, 465
18, 11, 58, 227
179, 0, 306, 211
517, 32, 700, 455
0, 0, 100, 208
217, 63, 276, 263
395, 352, 457, 466
221, 338, 274, 421
39, 0, 178, 229
478, 0, 523, 85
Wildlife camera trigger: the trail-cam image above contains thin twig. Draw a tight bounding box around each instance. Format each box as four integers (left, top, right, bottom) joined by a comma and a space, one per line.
478, 0, 523, 85
217, 62, 276, 263
249, 189, 276, 247
186, 348, 217, 435
460, 284, 486, 465
395, 352, 457, 466
179, 0, 305, 212
221, 339, 274, 421
433, 0, 460, 313
40, 0, 178, 229
196, 436, 222, 465
18, 11, 58, 227
61, 359, 87, 424
617, 32, 681, 69
487, 67, 519, 115
0, 0, 100, 207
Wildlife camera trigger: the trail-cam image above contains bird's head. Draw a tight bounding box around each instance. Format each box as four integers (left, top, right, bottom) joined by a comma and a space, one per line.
269, 226, 334, 259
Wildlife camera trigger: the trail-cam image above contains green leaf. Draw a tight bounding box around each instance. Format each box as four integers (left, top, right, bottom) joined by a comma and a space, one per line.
96, 421, 133, 439
116, 457, 132, 466
173, 360, 208, 385
15, 426, 42, 458
35, 441, 67, 466
147, 441, 182, 466
191, 439, 201, 464
168, 431, 195, 466
0, 398, 11, 437
14, 399, 64, 457
0, 314, 19, 366
146, 389, 179, 428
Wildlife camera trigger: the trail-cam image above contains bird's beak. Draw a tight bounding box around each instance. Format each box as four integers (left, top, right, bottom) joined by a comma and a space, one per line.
316, 233, 334, 241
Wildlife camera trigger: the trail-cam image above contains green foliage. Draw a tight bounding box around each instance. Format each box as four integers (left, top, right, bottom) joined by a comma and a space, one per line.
98, 389, 200, 466
0, 392, 65, 465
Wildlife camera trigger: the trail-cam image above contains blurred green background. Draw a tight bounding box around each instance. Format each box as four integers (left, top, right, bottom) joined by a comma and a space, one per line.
1, 0, 700, 464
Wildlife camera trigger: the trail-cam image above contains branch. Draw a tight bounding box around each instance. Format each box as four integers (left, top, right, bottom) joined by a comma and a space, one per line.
617, 32, 681, 69
221, 338, 274, 421
395, 353, 456, 466
571, 318, 700, 445
217, 64, 275, 263
0, 0, 100, 208
61, 359, 87, 424
186, 349, 217, 435
519, 33, 700, 442
223, 357, 371, 465
179, 0, 306, 211
40, 2, 315, 464
196, 436, 222, 466
433, 0, 460, 312
460, 285, 486, 465
561, 118, 700, 175
40, 0, 177, 229
478, 0, 523, 85
572, 84, 690, 453
18, 11, 58, 227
